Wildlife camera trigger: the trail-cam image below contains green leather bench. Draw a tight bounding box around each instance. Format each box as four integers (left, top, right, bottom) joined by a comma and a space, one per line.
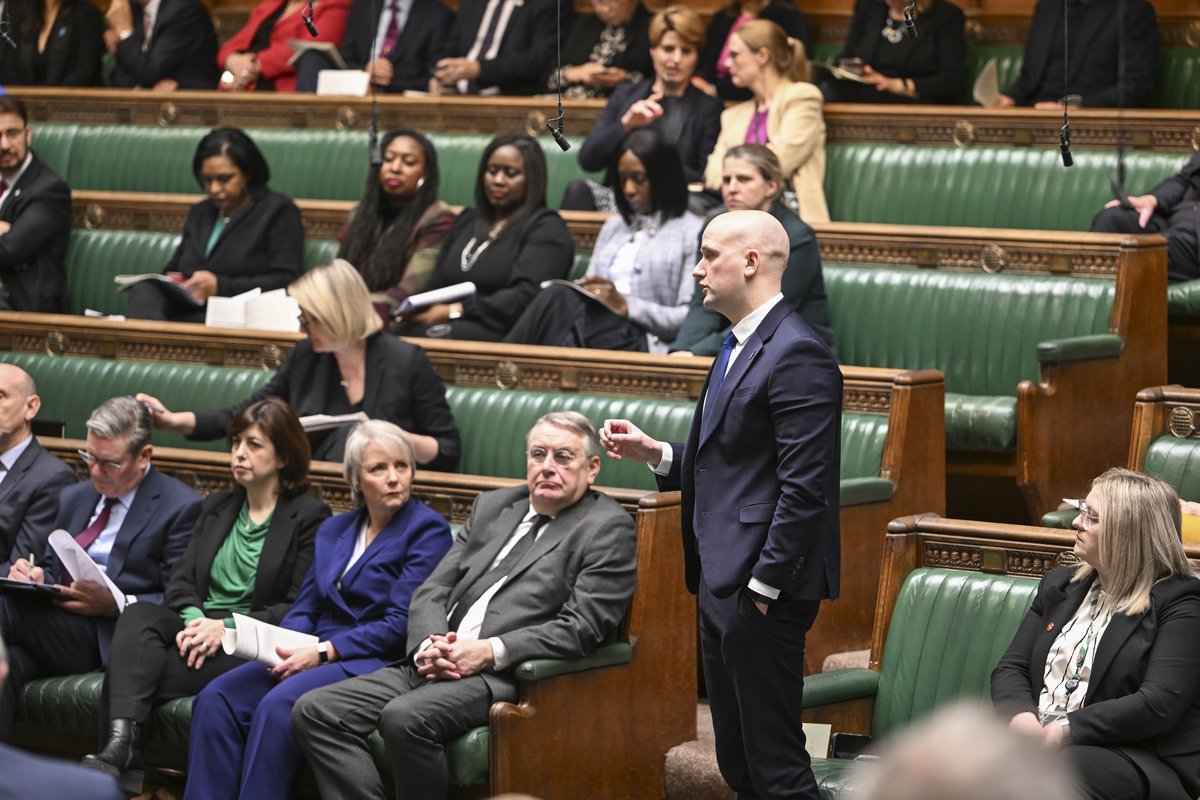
34, 125, 599, 209
67, 229, 340, 316
800, 515, 1074, 798
14, 481, 694, 799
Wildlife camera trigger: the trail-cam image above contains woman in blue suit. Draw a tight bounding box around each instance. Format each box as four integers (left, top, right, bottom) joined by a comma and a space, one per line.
183, 420, 453, 800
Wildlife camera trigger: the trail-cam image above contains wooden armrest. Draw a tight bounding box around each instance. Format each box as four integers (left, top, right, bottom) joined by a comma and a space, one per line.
512, 643, 633, 682
839, 478, 895, 508
1036, 334, 1123, 364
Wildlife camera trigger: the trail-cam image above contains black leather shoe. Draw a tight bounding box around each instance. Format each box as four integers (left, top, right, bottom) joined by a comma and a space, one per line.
81, 717, 144, 796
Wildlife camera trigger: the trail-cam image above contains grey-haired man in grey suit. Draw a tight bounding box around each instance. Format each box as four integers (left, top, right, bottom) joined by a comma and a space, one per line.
293, 411, 637, 800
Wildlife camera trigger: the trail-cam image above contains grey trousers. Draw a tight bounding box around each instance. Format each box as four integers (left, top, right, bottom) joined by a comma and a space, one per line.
292, 663, 517, 800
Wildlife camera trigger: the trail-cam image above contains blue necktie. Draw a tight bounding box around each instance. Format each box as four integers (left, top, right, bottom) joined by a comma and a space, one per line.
710, 332, 737, 396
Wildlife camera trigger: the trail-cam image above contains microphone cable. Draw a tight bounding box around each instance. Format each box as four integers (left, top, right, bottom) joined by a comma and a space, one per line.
545, 0, 570, 151
1059, 0, 1073, 167
367, 0, 383, 166
1109, 0, 1130, 204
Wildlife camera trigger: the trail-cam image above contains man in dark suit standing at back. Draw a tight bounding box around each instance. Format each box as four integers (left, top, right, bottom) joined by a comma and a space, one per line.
0, 395, 201, 742
0, 96, 70, 314
0, 364, 76, 576
293, 411, 637, 800
603, 209, 842, 800
295, 0, 453, 93
105, 0, 220, 90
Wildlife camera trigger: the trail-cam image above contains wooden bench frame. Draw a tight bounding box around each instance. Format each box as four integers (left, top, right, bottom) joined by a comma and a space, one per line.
1128, 384, 1200, 472
16, 90, 1200, 150
13, 447, 694, 800
0, 312, 944, 669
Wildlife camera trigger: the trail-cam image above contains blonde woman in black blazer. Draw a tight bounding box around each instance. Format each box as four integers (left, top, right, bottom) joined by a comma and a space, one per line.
992, 468, 1200, 800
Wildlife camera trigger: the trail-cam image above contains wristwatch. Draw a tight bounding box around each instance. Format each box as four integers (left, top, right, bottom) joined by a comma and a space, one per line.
317, 642, 330, 664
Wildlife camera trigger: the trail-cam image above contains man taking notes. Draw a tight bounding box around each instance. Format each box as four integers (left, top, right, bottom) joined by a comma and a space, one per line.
602, 209, 842, 800
0, 396, 201, 741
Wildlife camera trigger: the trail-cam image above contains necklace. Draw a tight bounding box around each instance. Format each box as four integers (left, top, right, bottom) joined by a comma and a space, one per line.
881, 17, 905, 44
459, 235, 492, 272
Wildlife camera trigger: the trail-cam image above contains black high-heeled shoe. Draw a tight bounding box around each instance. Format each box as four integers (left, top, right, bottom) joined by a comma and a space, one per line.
81, 717, 145, 796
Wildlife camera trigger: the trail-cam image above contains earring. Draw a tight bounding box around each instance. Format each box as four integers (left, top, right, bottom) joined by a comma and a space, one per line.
416, 177, 425, 190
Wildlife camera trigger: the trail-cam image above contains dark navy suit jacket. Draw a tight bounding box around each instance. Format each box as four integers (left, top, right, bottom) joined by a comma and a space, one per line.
0, 742, 125, 800
0, 439, 76, 575
110, 0, 220, 89
339, 0, 453, 92
36, 466, 201, 659
660, 299, 842, 600
279, 499, 452, 674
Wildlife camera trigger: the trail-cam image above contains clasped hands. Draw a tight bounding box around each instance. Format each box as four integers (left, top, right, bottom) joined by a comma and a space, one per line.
1009, 711, 1067, 748
429, 58, 481, 93
176, 617, 225, 669
416, 631, 494, 681
223, 52, 262, 90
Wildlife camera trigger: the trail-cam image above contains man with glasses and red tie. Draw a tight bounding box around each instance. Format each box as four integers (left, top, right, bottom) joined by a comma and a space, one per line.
0, 395, 200, 742
294, 0, 452, 93
0, 95, 70, 314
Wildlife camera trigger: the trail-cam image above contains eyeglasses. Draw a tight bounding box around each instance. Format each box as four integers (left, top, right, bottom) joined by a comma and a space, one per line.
0, 127, 26, 142
77, 449, 127, 473
296, 311, 314, 328
527, 447, 580, 468
1065, 498, 1100, 528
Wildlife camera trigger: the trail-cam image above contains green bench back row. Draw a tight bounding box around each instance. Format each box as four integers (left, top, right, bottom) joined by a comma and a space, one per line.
67, 230, 339, 316
66, 229, 582, 317
823, 264, 1114, 452
0, 352, 889, 494
35, 125, 598, 208
42, 123, 1188, 230
812, 42, 1199, 109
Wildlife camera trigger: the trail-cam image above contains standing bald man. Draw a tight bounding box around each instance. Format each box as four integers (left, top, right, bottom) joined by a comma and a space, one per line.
602, 210, 842, 800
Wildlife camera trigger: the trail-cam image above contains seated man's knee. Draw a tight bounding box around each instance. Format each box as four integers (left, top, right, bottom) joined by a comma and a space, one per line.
377, 699, 429, 747
1090, 205, 1136, 233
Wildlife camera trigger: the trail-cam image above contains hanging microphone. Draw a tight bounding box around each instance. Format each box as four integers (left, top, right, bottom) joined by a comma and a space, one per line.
0, 6, 16, 49
903, 0, 917, 36
1059, 118, 1073, 168
1057, 0, 1071, 167
302, 0, 318, 36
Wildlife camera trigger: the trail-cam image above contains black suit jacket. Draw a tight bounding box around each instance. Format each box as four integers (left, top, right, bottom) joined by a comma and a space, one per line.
993, 568, 1200, 800
578, 78, 723, 184
0, 153, 71, 313
163, 187, 304, 298
1004, 0, 1157, 108
110, 0, 220, 89
830, 0, 967, 105
548, 6, 654, 95
163, 489, 330, 625
339, 0, 453, 92
697, 1, 810, 102
190, 333, 461, 469
441, 0, 570, 95
660, 299, 842, 599
0, 0, 104, 86
0, 438, 76, 576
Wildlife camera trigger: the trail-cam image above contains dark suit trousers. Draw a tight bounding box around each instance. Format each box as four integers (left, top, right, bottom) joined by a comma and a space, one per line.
699, 576, 821, 800
293, 663, 518, 800
125, 281, 207, 323
504, 285, 649, 351
1092, 205, 1199, 284
0, 594, 102, 741
102, 602, 244, 726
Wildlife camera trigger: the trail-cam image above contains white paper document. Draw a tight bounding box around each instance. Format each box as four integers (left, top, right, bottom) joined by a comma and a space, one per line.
222, 613, 318, 667
393, 282, 476, 318
973, 58, 1000, 107
205, 288, 300, 331
47, 529, 128, 612
317, 69, 371, 96
298, 411, 369, 432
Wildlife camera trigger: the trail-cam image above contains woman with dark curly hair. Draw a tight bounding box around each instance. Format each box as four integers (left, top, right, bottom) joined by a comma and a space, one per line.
338, 129, 457, 325
399, 133, 574, 342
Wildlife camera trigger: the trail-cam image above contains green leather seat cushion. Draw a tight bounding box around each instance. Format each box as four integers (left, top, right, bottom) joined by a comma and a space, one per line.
1168, 280, 1200, 316
36, 125, 598, 208
66, 229, 338, 316
824, 264, 1112, 451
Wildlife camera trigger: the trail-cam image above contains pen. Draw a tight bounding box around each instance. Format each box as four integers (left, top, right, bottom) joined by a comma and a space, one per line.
27, 553, 34, 583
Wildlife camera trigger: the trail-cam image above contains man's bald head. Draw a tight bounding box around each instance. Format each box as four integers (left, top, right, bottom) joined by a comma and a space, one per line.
0, 364, 39, 452
695, 210, 790, 324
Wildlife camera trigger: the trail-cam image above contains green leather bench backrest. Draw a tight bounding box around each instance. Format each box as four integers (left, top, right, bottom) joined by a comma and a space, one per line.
823, 265, 1114, 396
66, 229, 339, 316
0, 353, 271, 451
34, 125, 597, 208
1155, 49, 1200, 110
841, 412, 887, 480
1143, 435, 1200, 503
824, 144, 1185, 229
872, 568, 1037, 737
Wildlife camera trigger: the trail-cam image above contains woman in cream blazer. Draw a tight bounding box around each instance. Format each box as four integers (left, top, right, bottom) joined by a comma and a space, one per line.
703, 19, 829, 223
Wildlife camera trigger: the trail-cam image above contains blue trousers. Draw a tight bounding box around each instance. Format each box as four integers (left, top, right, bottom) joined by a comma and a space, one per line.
183, 659, 357, 800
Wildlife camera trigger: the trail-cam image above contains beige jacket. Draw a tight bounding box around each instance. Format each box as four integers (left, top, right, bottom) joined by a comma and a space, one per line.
704, 80, 830, 223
